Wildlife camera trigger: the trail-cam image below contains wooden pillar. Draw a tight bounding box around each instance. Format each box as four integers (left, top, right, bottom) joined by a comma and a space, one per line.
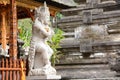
1, 12, 7, 50
9, 0, 17, 59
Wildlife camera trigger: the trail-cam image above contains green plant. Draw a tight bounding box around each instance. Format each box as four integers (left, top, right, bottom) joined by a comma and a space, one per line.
48, 28, 64, 66
56, 12, 63, 19
18, 18, 32, 47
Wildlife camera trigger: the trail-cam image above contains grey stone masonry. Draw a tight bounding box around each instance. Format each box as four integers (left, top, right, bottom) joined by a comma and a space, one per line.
26, 75, 61, 80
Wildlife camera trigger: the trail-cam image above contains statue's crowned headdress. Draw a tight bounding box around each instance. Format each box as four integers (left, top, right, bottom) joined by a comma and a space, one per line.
35, 2, 50, 18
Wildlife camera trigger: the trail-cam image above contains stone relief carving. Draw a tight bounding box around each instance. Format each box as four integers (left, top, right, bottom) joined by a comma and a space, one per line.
28, 2, 56, 76
75, 24, 108, 40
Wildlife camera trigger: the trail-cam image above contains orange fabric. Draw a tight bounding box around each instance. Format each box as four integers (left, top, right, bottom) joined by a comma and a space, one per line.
20, 61, 25, 80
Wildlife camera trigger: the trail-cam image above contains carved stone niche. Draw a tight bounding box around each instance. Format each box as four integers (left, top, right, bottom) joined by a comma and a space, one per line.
82, 10, 92, 24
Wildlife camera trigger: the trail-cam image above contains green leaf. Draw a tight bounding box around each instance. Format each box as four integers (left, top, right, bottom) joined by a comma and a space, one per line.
48, 28, 64, 66
18, 18, 32, 47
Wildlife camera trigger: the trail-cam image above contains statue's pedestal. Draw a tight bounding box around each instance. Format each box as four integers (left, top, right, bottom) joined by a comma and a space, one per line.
26, 75, 61, 80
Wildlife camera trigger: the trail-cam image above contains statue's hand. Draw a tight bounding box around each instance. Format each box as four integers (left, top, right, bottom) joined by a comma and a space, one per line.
45, 27, 49, 32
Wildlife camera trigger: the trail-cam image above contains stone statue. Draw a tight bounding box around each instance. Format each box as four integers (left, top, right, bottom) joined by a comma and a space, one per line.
28, 2, 56, 76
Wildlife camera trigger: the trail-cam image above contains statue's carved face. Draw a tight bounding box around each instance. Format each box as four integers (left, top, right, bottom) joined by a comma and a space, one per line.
35, 6, 50, 25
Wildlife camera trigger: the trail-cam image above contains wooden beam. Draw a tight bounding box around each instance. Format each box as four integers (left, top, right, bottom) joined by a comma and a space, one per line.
9, 0, 18, 59
25, 8, 34, 21
16, 1, 35, 9
1, 12, 7, 50
16, 0, 61, 16
0, 0, 10, 5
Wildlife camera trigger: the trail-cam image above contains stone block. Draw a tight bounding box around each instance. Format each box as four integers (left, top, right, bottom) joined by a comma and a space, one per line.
26, 75, 61, 80
86, 0, 101, 4
82, 10, 92, 24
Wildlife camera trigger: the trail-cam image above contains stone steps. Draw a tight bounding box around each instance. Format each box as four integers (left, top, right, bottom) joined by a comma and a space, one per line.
69, 77, 120, 80
56, 63, 117, 79
58, 58, 108, 65
57, 69, 116, 79
57, 68, 117, 79
63, 32, 74, 38
56, 64, 109, 70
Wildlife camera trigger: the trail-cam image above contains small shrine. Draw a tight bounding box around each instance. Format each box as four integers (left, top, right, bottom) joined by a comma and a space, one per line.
0, 0, 71, 59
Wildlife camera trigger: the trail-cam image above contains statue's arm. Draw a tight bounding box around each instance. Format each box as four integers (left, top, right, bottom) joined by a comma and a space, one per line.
33, 18, 52, 37
41, 27, 51, 37
34, 24, 51, 37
